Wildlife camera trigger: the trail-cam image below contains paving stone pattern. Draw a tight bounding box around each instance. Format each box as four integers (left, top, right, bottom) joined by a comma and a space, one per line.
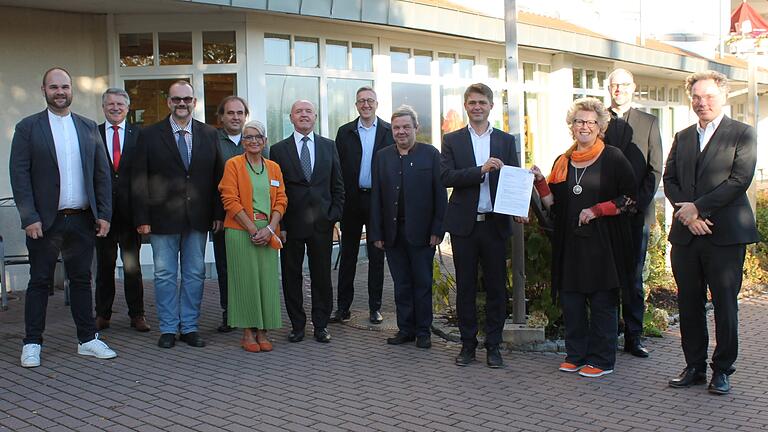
1, 259, 767, 431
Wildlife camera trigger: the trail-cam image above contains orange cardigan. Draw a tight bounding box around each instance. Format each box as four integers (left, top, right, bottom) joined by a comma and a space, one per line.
218, 155, 287, 247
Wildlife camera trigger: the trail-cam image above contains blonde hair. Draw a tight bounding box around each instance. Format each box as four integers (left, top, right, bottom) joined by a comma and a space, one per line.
566, 97, 610, 137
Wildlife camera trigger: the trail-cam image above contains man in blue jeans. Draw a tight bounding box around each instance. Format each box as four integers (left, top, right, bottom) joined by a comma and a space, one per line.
132, 81, 223, 348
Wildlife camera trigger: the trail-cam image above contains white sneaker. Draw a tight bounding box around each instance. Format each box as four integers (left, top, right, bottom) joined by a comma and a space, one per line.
21, 344, 41, 368
78, 335, 117, 359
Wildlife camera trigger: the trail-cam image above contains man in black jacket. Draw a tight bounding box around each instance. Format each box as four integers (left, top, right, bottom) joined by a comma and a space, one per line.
332, 86, 393, 325
132, 80, 223, 349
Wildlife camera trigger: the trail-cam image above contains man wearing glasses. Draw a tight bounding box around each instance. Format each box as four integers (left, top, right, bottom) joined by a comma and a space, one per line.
132, 81, 224, 349
604, 68, 663, 358
332, 86, 393, 325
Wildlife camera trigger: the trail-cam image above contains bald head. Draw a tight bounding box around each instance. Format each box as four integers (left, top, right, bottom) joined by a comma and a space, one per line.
289, 100, 317, 135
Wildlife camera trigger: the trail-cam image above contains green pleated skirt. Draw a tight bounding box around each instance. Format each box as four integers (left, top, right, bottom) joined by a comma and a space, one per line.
225, 227, 282, 329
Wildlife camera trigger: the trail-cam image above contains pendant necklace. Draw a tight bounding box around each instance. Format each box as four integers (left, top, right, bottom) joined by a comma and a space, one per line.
572, 164, 587, 195
246, 157, 265, 175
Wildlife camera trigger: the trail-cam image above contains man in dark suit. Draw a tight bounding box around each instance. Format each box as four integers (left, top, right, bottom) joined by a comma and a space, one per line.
94, 88, 149, 333
132, 80, 223, 349
332, 86, 393, 325
270, 100, 344, 343
212, 95, 250, 333
665, 70, 758, 395
369, 105, 446, 349
441, 83, 522, 369
604, 68, 663, 358
11, 67, 117, 368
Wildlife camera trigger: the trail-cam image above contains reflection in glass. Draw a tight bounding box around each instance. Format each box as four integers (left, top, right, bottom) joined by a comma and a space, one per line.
573, 68, 583, 88
204, 74, 237, 126
487, 58, 504, 79
265, 75, 320, 145
159, 32, 193, 65
326, 40, 348, 70
351, 42, 373, 72
586, 69, 595, 89
392, 82, 432, 144
265, 34, 290, 66
295, 36, 319, 68
438, 52, 455, 77
120, 33, 154, 67
523, 63, 535, 83
458, 55, 474, 79
328, 78, 373, 140
440, 86, 467, 138
124, 78, 186, 126
597, 71, 606, 89
414, 50, 432, 76
203, 31, 237, 64
390, 47, 409, 74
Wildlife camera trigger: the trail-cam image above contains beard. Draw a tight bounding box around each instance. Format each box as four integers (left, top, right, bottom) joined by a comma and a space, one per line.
46, 93, 72, 110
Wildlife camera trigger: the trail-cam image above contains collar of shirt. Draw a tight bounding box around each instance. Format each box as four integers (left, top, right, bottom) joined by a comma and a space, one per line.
48, 109, 72, 123
357, 118, 377, 131
293, 130, 315, 146
696, 112, 725, 139
228, 133, 241, 145
108, 120, 126, 131
468, 123, 492, 139
169, 116, 192, 135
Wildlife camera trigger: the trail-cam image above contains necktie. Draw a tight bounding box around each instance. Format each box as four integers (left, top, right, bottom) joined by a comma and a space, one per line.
300, 136, 312, 181
177, 130, 190, 170
111, 125, 121, 171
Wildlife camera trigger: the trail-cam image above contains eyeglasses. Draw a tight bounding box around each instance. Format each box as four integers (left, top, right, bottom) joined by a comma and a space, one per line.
356, 98, 377, 105
242, 134, 265, 142
170, 96, 194, 104
572, 119, 598, 128
609, 83, 633, 89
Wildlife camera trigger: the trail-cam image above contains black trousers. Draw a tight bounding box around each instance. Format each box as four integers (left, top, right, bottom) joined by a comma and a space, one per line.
671, 237, 745, 374
385, 226, 434, 337
561, 289, 619, 370
452, 219, 508, 347
212, 229, 228, 311
337, 193, 385, 313
95, 216, 144, 319
622, 221, 648, 339
24, 212, 97, 344
281, 229, 334, 331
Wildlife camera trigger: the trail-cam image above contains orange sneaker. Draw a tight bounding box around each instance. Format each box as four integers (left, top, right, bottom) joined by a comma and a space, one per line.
578, 365, 613, 377
558, 362, 585, 372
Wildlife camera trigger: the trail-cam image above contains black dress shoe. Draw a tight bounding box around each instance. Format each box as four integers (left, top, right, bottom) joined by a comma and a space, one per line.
179, 332, 206, 347
288, 329, 305, 343
624, 338, 650, 358
217, 310, 234, 333
369, 310, 384, 324
387, 332, 415, 345
314, 328, 331, 343
668, 367, 707, 388
158, 333, 176, 348
455, 345, 476, 366
708, 372, 731, 395
329, 310, 351, 323
486, 345, 504, 369
416, 335, 431, 349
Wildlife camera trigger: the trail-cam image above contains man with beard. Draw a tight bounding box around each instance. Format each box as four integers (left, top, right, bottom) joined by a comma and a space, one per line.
11, 67, 117, 367
132, 80, 223, 349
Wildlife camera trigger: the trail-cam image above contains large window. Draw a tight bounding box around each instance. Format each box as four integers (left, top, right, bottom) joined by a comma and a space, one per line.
327, 78, 373, 140
573, 67, 605, 101
203, 31, 237, 64
265, 75, 320, 144
158, 32, 193, 65
204, 74, 237, 126
440, 86, 467, 137
124, 78, 187, 126
392, 83, 432, 144
119, 33, 153, 67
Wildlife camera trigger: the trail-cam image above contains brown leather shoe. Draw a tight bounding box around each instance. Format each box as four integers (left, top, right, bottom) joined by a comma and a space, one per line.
130, 316, 151, 332
95, 316, 110, 331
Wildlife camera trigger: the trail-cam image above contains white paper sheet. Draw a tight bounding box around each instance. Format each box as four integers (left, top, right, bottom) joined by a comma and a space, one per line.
493, 165, 533, 217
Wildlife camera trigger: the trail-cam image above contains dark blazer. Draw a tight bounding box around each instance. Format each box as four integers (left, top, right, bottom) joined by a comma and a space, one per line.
663, 116, 758, 246
369, 143, 447, 247
605, 108, 663, 226
270, 133, 345, 239
99, 122, 139, 225
335, 116, 394, 217
440, 126, 519, 238
10, 110, 112, 230
131, 116, 223, 234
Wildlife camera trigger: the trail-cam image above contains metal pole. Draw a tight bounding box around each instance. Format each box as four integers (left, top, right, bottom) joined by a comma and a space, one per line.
504, 0, 526, 324
747, 54, 759, 212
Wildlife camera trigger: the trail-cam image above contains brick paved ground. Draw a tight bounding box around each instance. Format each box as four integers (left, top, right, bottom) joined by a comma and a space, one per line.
1, 257, 767, 432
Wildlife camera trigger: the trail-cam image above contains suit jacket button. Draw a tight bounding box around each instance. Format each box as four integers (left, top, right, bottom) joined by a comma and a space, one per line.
115, 173, 119, 178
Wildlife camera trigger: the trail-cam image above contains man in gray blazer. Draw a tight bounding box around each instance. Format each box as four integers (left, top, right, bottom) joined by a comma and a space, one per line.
10, 67, 117, 368
665, 71, 758, 395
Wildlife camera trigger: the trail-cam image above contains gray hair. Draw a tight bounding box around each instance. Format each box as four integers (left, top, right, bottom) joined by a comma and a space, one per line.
607, 68, 634, 85
566, 97, 611, 137
356, 85, 377, 98
102, 88, 130, 106
391, 105, 419, 127
685, 70, 729, 97
242, 120, 266, 138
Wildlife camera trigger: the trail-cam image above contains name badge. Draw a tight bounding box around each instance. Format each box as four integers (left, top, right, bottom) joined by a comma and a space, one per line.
270, 179, 280, 187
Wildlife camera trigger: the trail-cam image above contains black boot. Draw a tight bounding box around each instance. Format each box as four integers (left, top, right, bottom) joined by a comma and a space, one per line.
217, 310, 234, 333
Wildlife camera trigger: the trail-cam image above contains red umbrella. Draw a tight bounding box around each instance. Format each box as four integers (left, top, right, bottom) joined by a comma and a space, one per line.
730, 0, 768, 36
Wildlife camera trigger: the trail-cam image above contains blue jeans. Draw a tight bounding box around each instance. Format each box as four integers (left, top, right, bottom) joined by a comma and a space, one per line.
150, 230, 207, 334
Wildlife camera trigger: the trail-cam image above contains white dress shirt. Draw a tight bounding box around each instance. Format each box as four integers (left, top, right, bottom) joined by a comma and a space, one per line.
104, 120, 126, 165
228, 133, 241, 145
696, 112, 725, 152
293, 131, 316, 170
48, 110, 88, 210
468, 123, 493, 213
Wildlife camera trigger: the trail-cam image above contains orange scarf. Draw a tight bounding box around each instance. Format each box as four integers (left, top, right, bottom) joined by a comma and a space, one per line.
547, 138, 605, 184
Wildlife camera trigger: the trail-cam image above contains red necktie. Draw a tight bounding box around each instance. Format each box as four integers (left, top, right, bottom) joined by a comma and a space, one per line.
111, 125, 121, 170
